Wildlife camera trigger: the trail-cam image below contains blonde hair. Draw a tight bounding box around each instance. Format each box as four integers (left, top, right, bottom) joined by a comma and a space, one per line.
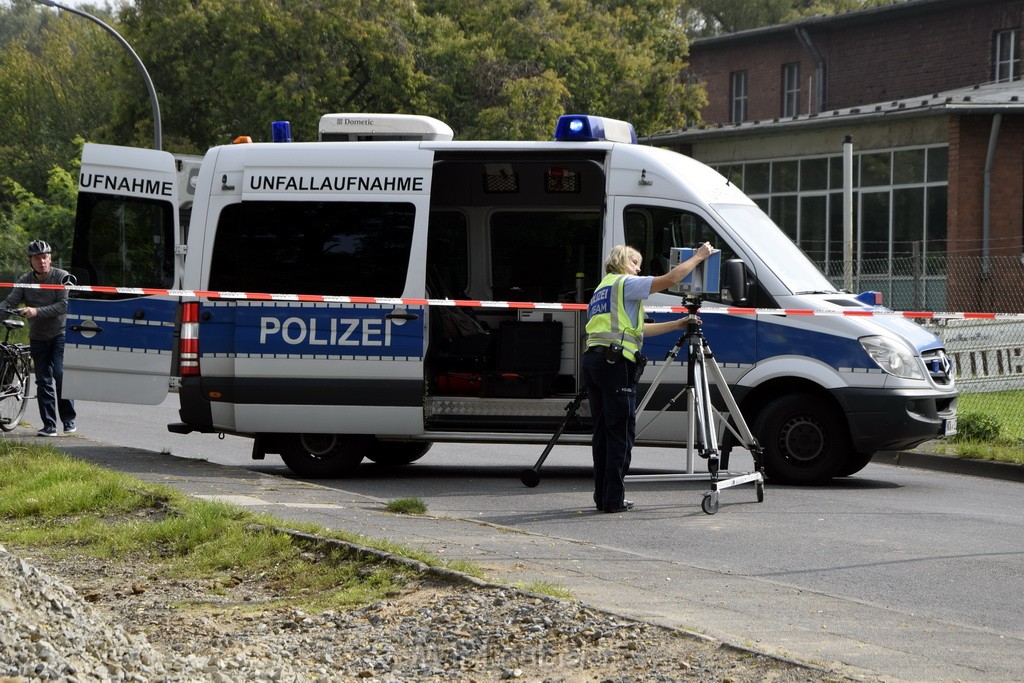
604, 245, 642, 274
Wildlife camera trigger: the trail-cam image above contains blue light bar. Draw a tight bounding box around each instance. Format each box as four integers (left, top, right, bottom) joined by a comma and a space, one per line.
856, 291, 883, 306
554, 115, 637, 143
271, 120, 292, 143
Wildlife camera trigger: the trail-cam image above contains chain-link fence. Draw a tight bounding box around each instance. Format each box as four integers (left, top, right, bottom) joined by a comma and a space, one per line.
823, 255, 1024, 444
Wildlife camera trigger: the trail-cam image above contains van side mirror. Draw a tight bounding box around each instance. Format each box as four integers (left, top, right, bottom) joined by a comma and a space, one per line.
721, 259, 749, 305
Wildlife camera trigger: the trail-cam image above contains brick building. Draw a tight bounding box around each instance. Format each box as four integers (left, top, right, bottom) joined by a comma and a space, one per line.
650, 0, 1024, 312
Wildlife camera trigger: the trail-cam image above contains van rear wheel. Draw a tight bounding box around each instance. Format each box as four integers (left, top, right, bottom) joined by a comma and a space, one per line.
366, 440, 432, 466
753, 394, 848, 485
280, 434, 367, 478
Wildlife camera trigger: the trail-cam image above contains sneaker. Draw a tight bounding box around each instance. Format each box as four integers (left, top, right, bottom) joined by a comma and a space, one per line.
37, 427, 57, 437
63, 423, 76, 434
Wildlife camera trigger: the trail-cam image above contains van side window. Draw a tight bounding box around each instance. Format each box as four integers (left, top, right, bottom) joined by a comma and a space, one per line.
624, 205, 737, 281
490, 211, 601, 302
426, 211, 469, 297
209, 201, 415, 297
70, 195, 175, 289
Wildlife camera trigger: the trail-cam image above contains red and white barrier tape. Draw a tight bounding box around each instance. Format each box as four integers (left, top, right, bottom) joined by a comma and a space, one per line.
2, 281, 1023, 321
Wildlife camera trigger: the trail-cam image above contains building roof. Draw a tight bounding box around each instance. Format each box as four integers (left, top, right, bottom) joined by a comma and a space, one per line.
645, 80, 1024, 145
690, 0, 996, 49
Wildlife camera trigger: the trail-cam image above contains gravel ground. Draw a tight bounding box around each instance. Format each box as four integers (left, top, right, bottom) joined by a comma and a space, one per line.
0, 542, 848, 683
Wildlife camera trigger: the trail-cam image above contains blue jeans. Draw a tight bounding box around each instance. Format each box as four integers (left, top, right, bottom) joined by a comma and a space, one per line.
30, 336, 76, 431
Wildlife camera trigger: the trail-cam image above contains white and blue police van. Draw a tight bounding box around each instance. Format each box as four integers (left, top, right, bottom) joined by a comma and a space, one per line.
63, 113, 957, 484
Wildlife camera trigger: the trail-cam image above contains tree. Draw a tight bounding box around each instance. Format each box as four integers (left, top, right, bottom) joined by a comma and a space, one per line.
114, 0, 434, 149
419, 0, 702, 138
0, 1, 121, 197
0, 160, 78, 274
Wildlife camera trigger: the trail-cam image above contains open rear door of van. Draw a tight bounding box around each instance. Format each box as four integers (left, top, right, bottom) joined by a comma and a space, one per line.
63, 143, 182, 405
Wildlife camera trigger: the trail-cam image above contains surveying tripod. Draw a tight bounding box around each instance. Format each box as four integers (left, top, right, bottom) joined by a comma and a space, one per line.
520, 299, 765, 515
626, 299, 765, 514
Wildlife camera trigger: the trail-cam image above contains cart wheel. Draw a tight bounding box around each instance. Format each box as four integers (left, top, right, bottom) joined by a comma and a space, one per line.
756, 480, 765, 502
701, 491, 720, 515
520, 468, 541, 488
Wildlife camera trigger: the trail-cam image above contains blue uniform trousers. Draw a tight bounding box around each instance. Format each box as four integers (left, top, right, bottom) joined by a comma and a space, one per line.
582, 348, 636, 511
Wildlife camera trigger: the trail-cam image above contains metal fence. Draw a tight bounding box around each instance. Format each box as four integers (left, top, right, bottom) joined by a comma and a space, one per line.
823, 255, 1024, 444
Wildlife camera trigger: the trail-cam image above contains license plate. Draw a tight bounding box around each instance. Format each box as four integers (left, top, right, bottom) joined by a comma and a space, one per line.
943, 417, 957, 437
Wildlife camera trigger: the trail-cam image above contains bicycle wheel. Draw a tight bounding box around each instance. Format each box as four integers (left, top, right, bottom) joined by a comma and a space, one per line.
0, 354, 30, 432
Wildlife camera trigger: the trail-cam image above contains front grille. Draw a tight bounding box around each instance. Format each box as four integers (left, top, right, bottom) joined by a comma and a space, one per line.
922, 348, 954, 386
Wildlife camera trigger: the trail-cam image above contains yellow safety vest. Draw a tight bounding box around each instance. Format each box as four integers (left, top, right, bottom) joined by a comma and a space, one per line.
585, 274, 644, 361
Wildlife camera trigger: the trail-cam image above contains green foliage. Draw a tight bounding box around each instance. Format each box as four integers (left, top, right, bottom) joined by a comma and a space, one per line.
957, 390, 1024, 442
0, 159, 78, 267
115, 0, 434, 148
951, 411, 1002, 443
925, 392, 1024, 464
420, 0, 699, 137
0, 2, 121, 196
386, 497, 428, 515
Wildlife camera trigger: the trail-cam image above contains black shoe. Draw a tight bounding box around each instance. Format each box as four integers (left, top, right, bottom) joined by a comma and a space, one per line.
604, 499, 634, 513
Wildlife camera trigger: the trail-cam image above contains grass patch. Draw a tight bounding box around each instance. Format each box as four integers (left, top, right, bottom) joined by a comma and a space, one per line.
918, 391, 1024, 465
0, 441, 485, 611
924, 439, 1024, 465
518, 580, 574, 600
385, 497, 427, 515
958, 391, 1024, 441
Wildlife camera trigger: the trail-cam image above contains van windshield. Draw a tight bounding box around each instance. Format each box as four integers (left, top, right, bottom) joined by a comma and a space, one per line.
712, 203, 838, 295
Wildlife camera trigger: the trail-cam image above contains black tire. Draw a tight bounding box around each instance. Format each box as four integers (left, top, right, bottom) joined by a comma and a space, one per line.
753, 394, 849, 485
0, 357, 30, 432
280, 434, 367, 478
365, 440, 432, 466
837, 451, 875, 477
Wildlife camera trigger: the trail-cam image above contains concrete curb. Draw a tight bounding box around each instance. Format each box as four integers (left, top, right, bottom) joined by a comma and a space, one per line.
876, 450, 1024, 482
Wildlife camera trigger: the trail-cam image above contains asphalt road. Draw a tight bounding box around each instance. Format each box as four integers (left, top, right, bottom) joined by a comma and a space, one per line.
51, 397, 1024, 680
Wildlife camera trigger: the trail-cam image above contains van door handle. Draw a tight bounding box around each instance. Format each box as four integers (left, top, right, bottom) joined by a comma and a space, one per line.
70, 324, 104, 333
386, 313, 419, 321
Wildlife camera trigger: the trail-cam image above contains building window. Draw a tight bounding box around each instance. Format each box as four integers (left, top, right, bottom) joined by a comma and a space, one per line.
731, 71, 748, 123
718, 145, 949, 309
994, 29, 1020, 82
782, 63, 800, 117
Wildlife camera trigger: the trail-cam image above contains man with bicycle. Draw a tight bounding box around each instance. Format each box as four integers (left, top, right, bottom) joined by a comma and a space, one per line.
0, 240, 77, 436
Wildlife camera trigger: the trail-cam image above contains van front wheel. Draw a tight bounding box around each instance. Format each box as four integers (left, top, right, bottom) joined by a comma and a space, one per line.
280, 434, 367, 478
753, 395, 848, 485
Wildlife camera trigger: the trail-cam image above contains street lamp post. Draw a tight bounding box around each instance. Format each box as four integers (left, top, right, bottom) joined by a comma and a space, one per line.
34, 0, 162, 150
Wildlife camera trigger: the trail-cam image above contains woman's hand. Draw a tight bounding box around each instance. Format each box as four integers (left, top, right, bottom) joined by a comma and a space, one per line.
695, 242, 716, 261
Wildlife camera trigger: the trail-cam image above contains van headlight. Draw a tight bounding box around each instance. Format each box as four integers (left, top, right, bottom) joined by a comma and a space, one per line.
860, 336, 925, 379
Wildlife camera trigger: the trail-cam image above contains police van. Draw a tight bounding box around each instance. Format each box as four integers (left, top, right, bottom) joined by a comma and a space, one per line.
64, 113, 957, 484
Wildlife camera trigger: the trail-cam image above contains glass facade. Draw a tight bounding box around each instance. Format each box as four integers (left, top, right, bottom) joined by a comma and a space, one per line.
714, 145, 949, 309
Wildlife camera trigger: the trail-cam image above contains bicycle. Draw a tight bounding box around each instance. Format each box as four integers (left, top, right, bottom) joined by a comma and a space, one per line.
0, 310, 32, 432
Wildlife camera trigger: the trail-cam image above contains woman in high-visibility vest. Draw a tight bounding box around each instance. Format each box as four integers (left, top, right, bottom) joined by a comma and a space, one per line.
583, 242, 716, 513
